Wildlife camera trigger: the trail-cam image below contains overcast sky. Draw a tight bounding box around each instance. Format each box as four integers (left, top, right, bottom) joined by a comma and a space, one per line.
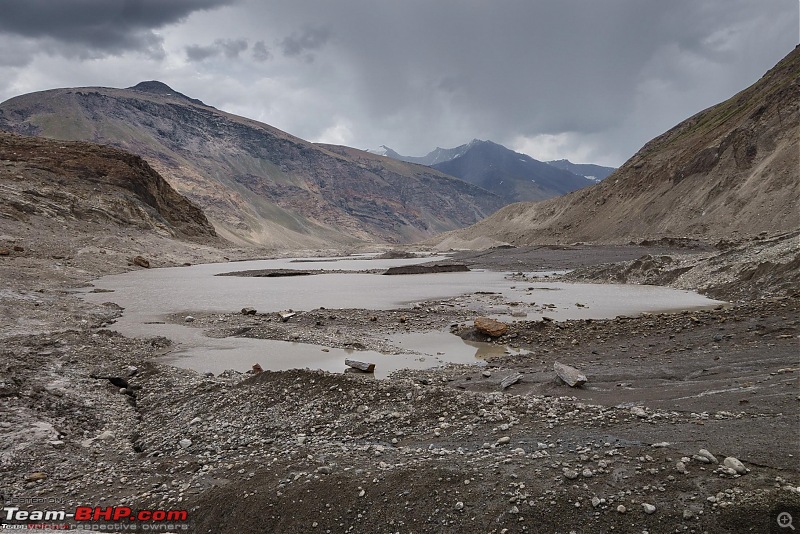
0, 1, 797, 166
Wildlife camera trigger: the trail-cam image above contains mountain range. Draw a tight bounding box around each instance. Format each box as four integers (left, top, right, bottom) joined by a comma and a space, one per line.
0, 81, 504, 247
371, 140, 608, 203
434, 46, 800, 247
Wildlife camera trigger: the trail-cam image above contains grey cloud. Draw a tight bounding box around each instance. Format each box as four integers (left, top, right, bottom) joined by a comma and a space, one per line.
185, 44, 218, 62
186, 38, 249, 62
252, 41, 271, 62
0, 0, 235, 56
247, 0, 796, 162
280, 26, 331, 59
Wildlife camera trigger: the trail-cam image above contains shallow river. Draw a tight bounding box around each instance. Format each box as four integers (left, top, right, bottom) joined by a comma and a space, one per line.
80, 254, 724, 378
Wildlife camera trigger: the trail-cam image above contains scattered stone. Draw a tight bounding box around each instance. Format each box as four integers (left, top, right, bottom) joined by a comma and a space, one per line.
616, 505, 627, 514
500, 373, 523, 390
683, 509, 694, 520
0, 248, 10, 256
179, 439, 192, 448
630, 406, 647, 418
563, 469, 579, 480
251, 363, 264, 374
184, 316, 195, 323
497, 436, 511, 445
482, 371, 492, 378
241, 307, 257, 315
26, 472, 47, 482
676, 461, 688, 474
553, 361, 587, 387
279, 311, 297, 322
132, 255, 150, 268
642, 503, 656, 514
723, 457, 747, 474
581, 468, 593, 478
345, 359, 375, 373
455, 502, 464, 511
475, 317, 509, 337
697, 449, 718, 463
591, 497, 601, 508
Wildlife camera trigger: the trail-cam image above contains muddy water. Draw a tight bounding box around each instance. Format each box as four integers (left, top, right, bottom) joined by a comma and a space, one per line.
80, 254, 724, 377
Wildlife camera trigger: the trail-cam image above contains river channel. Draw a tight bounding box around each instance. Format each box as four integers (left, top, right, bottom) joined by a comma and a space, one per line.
79, 254, 725, 378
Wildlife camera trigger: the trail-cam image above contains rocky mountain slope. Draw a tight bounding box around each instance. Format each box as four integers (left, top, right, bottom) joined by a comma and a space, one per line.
0, 81, 504, 248
0, 131, 217, 243
435, 46, 800, 247
546, 159, 616, 182
374, 139, 597, 203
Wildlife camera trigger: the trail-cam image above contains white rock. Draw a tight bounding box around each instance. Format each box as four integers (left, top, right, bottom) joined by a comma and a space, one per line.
455, 502, 464, 511
642, 503, 656, 514
697, 449, 718, 463
630, 406, 647, 418
184, 316, 195, 322
617, 505, 627, 514
591, 497, 601, 508
179, 439, 192, 448
723, 457, 747, 474
497, 436, 511, 445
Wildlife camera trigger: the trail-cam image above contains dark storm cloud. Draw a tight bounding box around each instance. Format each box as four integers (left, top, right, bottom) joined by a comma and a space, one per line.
245, 0, 796, 162
0, 0, 234, 56
279, 26, 331, 59
186, 38, 249, 61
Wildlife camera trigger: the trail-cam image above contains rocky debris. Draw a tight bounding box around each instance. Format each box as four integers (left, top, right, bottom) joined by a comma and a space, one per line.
241, 307, 257, 315
383, 263, 470, 275
723, 456, 748, 474
499, 372, 523, 390
695, 449, 718, 464
251, 363, 264, 374
131, 255, 150, 268
553, 361, 587, 387
474, 317, 509, 337
279, 311, 297, 322
25, 472, 48, 482
345, 359, 375, 373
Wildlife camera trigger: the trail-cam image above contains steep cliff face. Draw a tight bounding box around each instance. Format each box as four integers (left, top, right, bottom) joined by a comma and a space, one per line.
436, 46, 800, 247
0, 82, 503, 248
0, 132, 217, 241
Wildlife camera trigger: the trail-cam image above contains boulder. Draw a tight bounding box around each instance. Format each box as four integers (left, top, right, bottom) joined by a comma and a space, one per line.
554, 361, 587, 387
474, 317, 509, 337
241, 307, 257, 315
132, 255, 150, 268
345, 359, 375, 373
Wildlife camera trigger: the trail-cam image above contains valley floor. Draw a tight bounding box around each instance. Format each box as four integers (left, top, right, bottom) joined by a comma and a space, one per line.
1, 233, 798, 533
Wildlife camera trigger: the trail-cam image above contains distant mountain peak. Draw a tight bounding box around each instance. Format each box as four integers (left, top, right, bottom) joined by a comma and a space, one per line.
129, 80, 176, 94
128, 81, 207, 106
